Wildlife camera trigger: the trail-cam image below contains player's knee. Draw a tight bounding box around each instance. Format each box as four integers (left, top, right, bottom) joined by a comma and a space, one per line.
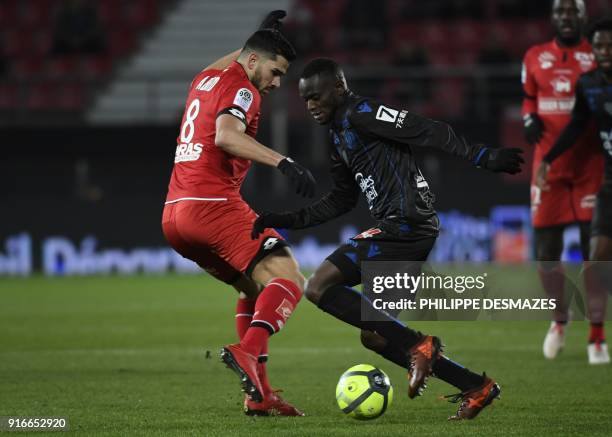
535, 231, 564, 261
305, 277, 328, 304
360, 330, 387, 353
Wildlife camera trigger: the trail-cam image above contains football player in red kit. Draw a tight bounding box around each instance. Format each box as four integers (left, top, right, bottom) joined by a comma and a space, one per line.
162, 12, 315, 415
521, 0, 604, 361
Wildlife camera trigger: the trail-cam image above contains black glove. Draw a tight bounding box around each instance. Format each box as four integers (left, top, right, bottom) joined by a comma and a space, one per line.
259, 10, 287, 30
277, 157, 316, 198
478, 147, 525, 175
251, 212, 297, 240
523, 113, 544, 145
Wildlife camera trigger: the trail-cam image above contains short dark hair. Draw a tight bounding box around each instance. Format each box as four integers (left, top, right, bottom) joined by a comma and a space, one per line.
242, 29, 296, 62
301, 58, 343, 80
588, 17, 612, 41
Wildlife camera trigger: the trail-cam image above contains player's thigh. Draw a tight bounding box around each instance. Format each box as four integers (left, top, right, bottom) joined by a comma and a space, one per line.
250, 246, 305, 290
162, 202, 246, 286
533, 225, 565, 261
531, 181, 574, 228
304, 260, 346, 304
570, 174, 600, 223
590, 186, 612, 261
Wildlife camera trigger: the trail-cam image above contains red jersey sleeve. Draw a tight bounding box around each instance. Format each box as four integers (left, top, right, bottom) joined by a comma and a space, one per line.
521, 48, 538, 115
215, 81, 261, 127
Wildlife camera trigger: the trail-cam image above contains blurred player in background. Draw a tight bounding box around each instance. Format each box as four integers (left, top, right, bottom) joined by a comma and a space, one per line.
537, 18, 612, 365
162, 12, 315, 415
521, 0, 604, 361
253, 58, 524, 420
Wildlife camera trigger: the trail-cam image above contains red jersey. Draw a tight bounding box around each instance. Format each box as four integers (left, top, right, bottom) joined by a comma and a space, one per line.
522, 38, 601, 181
165, 61, 261, 202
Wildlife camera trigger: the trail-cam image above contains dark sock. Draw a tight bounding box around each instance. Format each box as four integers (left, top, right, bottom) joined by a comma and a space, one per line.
318, 284, 421, 349
379, 342, 409, 369
432, 356, 485, 392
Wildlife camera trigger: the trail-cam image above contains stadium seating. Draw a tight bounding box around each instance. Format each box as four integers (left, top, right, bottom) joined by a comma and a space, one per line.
1, 0, 169, 115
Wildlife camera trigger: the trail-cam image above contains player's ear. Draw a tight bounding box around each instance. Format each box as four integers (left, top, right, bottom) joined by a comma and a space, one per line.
246, 52, 259, 70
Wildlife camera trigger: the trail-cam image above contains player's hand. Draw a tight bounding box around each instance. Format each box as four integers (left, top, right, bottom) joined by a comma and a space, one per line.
480, 147, 525, 174
259, 10, 287, 30
251, 212, 296, 240
523, 113, 544, 145
277, 157, 316, 198
535, 162, 551, 191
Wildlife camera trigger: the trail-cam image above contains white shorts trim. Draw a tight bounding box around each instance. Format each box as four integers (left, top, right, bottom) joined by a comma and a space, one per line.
165, 197, 227, 204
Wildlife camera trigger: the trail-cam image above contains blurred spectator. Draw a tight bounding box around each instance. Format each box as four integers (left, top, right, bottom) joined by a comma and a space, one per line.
52, 0, 107, 55
342, 0, 388, 49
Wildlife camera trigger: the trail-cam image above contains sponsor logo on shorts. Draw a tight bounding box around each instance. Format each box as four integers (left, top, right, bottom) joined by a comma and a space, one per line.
275, 298, 294, 321
354, 228, 382, 239
581, 194, 597, 209
233, 88, 253, 112
263, 237, 279, 251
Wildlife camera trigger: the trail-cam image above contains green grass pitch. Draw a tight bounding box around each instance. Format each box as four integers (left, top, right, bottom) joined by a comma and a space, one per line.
1, 275, 611, 436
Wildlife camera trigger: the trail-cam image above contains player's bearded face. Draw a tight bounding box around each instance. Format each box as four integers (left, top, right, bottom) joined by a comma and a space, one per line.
593, 30, 612, 73
251, 56, 289, 96
551, 0, 585, 42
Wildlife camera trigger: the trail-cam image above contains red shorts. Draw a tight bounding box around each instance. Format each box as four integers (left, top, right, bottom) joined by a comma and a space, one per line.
161, 199, 287, 284
531, 173, 601, 228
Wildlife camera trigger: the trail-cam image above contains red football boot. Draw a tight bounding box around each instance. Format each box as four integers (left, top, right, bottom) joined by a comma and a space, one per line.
244, 390, 305, 416
445, 374, 501, 420
220, 344, 264, 402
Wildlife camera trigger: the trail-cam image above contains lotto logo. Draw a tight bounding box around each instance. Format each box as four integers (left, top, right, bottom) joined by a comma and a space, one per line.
263, 237, 279, 250
228, 108, 245, 120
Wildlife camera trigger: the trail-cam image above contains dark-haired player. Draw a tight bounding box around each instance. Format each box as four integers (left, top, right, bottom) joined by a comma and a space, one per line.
536, 18, 612, 365
162, 12, 314, 415
521, 0, 604, 360
252, 58, 524, 419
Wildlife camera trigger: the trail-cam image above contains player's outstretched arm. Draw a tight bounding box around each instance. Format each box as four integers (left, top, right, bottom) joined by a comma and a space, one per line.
536, 80, 592, 190
349, 100, 524, 174
216, 114, 316, 197
251, 153, 360, 239
203, 10, 288, 71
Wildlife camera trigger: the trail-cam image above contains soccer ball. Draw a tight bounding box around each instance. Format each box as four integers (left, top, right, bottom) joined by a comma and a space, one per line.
335, 364, 393, 420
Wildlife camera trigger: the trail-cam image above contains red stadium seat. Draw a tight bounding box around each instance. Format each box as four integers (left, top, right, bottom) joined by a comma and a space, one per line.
98, 0, 124, 27
109, 28, 136, 56
0, 0, 18, 27
12, 57, 45, 77
46, 56, 80, 77
0, 84, 19, 109
57, 83, 86, 109
21, 0, 56, 29
25, 81, 58, 109
124, 0, 159, 28
82, 56, 113, 77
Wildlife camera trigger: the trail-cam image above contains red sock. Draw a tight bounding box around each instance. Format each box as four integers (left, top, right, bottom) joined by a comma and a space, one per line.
589, 323, 605, 344
538, 264, 568, 322
258, 344, 272, 395
584, 263, 609, 326
235, 297, 255, 340
240, 278, 302, 357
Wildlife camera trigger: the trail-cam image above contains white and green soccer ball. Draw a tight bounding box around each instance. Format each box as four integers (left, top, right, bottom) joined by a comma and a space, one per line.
335, 364, 393, 420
